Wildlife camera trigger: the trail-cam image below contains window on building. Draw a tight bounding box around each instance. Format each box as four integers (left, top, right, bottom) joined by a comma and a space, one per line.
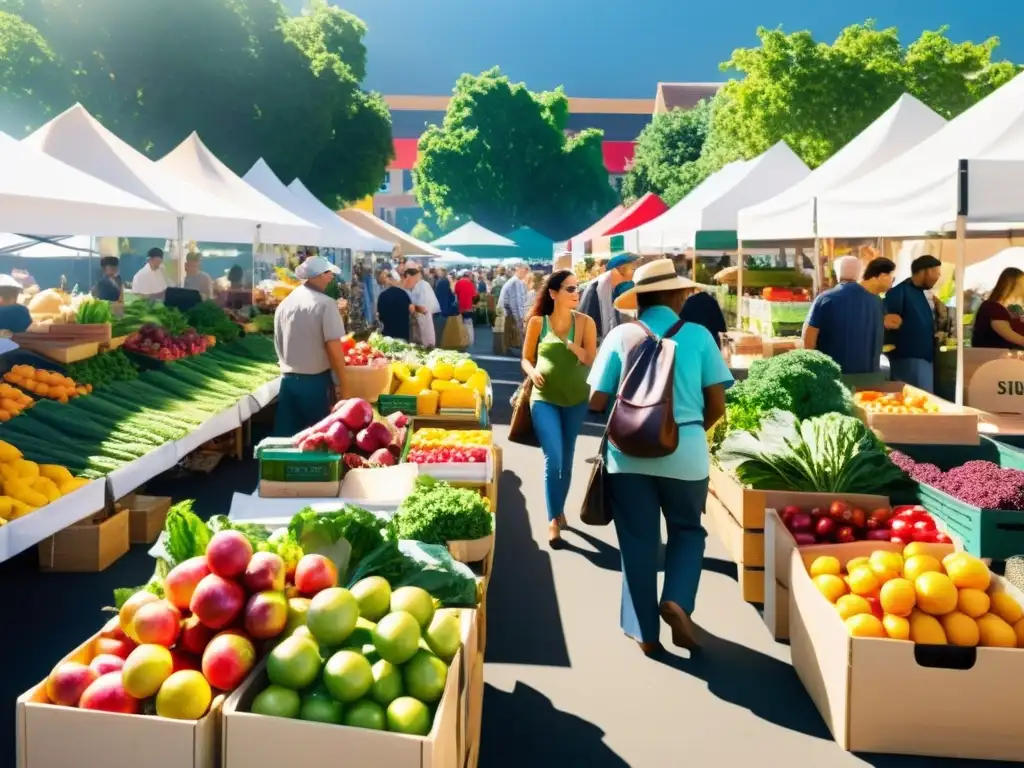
402, 170, 414, 192
380, 176, 391, 194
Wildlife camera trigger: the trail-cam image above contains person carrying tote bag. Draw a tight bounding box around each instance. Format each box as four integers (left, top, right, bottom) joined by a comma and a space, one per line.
520, 269, 597, 549
586, 258, 733, 657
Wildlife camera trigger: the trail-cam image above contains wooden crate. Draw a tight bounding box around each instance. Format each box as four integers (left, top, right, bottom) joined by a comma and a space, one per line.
463, 650, 484, 768
17, 339, 99, 364
853, 384, 979, 446
705, 490, 764, 603
36, 323, 112, 343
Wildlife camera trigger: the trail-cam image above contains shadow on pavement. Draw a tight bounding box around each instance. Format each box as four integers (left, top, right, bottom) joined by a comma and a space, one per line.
485, 469, 571, 668
480, 682, 630, 768
654, 631, 832, 741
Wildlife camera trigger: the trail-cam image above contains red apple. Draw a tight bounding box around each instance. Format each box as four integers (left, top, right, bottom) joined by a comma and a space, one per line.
814, 516, 837, 541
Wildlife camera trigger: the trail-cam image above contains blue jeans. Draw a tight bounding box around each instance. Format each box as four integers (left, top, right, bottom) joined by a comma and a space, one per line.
608, 473, 709, 643
889, 357, 934, 393
530, 400, 589, 521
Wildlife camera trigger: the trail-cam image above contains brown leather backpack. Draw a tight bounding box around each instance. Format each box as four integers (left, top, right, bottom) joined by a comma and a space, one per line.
607, 318, 685, 458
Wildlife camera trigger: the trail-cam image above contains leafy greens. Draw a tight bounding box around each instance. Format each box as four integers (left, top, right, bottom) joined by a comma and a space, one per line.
391, 475, 493, 544
718, 409, 903, 493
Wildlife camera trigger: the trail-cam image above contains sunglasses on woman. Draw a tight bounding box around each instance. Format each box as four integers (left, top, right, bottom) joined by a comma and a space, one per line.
562, 285, 578, 294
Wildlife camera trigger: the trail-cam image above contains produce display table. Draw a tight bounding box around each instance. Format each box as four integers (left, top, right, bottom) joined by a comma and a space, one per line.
0, 374, 284, 565
740, 297, 809, 337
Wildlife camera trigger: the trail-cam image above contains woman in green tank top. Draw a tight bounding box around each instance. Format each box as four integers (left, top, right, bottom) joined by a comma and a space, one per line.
521, 270, 598, 547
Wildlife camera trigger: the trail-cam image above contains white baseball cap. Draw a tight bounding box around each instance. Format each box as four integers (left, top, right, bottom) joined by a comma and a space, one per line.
295, 256, 340, 280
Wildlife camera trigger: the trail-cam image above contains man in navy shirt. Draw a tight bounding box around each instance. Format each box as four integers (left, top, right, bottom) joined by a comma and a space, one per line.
883, 255, 942, 392
0, 274, 32, 333
803, 257, 896, 375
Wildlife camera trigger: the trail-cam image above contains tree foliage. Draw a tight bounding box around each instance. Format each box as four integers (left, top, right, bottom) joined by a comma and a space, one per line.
701, 21, 1021, 171
1, 0, 392, 206
413, 67, 618, 241
622, 99, 711, 207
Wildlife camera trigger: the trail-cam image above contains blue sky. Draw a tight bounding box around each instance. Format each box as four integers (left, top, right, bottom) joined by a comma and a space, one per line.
311, 0, 1023, 97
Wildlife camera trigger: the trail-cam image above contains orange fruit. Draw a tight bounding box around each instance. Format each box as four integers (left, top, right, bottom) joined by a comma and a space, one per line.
813, 574, 848, 604
944, 554, 991, 591
904, 554, 942, 582
847, 566, 880, 597
989, 592, 1024, 625
1013, 617, 1024, 648
846, 556, 870, 572
908, 610, 947, 645
869, 550, 903, 577
835, 594, 871, 621
882, 614, 910, 640
957, 589, 991, 619
879, 578, 916, 618
939, 610, 980, 647
845, 614, 886, 638
914, 572, 958, 616
809, 556, 841, 578
977, 613, 1017, 648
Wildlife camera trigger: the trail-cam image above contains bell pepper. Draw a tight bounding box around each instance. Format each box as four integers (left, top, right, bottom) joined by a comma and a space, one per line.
417, 389, 440, 416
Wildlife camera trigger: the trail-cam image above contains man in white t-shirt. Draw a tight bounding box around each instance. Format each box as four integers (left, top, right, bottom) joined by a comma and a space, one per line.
132, 248, 169, 299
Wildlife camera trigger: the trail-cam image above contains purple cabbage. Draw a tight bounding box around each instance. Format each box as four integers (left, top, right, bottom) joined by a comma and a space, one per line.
890, 450, 1024, 510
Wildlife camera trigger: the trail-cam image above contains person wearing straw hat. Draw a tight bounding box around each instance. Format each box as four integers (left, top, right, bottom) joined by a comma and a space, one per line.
587, 258, 733, 656
273, 255, 346, 436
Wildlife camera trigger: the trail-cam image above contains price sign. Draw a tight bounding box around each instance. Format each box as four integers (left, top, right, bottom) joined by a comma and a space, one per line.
968, 355, 1024, 414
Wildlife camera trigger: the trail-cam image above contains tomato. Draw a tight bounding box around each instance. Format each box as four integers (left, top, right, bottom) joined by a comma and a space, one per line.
340, 335, 356, 353
889, 518, 913, 536
913, 518, 936, 533
934, 532, 952, 544
890, 535, 912, 546
912, 528, 937, 543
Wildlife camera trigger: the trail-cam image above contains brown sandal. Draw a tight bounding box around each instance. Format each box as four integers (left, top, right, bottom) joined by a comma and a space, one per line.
659, 601, 700, 649
548, 521, 566, 549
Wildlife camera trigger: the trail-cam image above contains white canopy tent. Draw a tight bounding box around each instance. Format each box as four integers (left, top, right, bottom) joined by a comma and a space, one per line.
432, 252, 480, 268
816, 72, 1024, 404
431, 222, 516, 248
285, 179, 391, 252
24, 105, 262, 248
618, 142, 811, 254
242, 160, 385, 252
0, 234, 96, 258
817, 73, 1024, 240
738, 94, 946, 243
159, 134, 322, 246
0, 129, 174, 237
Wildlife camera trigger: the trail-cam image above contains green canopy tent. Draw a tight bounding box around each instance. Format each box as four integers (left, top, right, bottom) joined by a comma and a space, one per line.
505, 226, 554, 264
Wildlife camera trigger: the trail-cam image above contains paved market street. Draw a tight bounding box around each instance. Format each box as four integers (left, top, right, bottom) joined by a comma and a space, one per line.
0, 329, 1013, 767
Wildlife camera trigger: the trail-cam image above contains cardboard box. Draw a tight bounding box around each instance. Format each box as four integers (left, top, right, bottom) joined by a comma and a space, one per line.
258, 479, 340, 498
124, 494, 172, 544
763, 579, 790, 642
789, 541, 1024, 760
37, 508, 129, 572
16, 629, 222, 768
854, 384, 980, 446
223, 650, 462, 768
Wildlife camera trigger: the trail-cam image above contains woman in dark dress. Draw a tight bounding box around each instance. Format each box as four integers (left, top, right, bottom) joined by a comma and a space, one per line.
971, 267, 1024, 349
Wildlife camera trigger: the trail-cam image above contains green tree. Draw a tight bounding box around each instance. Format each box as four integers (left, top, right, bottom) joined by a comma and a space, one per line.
9, 0, 390, 206
702, 21, 1021, 171
283, 0, 393, 206
0, 9, 64, 134
621, 98, 711, 207
414, 67, 617, 240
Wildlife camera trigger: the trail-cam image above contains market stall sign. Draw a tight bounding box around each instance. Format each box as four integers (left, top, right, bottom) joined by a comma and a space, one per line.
967, 356, 1024, 414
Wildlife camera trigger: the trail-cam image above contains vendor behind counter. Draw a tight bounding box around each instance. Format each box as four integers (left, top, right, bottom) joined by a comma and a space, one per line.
971, 267, 1024, 349
0, 274, 32, 333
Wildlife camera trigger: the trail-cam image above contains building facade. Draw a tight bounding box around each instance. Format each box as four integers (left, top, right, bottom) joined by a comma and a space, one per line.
374, 83, 722, 231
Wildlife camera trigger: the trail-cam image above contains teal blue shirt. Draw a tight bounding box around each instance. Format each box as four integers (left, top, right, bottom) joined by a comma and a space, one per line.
587, 306, 733, 480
